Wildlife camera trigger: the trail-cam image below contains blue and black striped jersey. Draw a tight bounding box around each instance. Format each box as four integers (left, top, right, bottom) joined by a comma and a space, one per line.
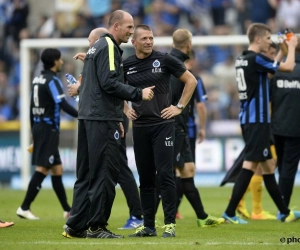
236, 50, 279, 124
30, 70, 65, 131
188, 75, 207, 138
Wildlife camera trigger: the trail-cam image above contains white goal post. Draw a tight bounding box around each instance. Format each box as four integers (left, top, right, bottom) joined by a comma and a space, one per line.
20, 34, 260, 189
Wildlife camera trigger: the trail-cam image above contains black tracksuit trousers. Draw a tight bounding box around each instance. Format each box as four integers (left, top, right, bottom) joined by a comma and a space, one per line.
274, 134, 300, 206
67, 120, 121, 231
118, 135, 143, 217
133, 122, 176, 228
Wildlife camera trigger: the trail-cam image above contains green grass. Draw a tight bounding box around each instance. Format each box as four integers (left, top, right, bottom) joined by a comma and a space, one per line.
0, 186, 300, 249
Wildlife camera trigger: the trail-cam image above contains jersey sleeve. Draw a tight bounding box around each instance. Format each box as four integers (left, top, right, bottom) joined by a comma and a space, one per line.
164, 54, 186, 78
47, 78, 65, 104
255, 53, 279, 74
194, 77, 208, 103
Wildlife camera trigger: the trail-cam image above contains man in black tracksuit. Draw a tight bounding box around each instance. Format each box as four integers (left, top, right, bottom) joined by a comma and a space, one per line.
63, 10, 154, 239
124, 24, 197, 238
69, 27, 144, 230
271, 39, 300, 207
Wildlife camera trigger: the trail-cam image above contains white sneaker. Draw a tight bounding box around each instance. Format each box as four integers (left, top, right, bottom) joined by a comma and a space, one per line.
63, 211, 70, 219
16, 207, 39, 220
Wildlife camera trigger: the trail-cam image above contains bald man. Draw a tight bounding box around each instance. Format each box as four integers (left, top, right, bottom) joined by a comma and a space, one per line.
67, 27, 109, 97
63, 10, 153, 239
73, 27, 109, 61
68, 27, 144, 231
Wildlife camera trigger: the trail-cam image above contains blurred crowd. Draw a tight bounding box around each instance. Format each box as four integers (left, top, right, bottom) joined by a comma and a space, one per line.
1, 0, 300, 123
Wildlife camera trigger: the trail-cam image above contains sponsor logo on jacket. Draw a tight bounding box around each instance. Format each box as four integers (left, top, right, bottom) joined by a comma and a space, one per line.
277, 80, 300, 89
32, 76, 46, 84
87, 47, 96, 55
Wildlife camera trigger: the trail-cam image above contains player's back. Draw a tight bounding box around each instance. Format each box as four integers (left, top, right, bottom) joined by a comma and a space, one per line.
30, 70, 64, 129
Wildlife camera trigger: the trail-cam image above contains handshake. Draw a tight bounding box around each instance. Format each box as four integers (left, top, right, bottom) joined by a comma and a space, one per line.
277, 29, 297, 55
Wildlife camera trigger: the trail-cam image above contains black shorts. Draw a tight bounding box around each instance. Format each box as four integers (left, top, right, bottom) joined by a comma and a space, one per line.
241, 123, 272, 162
32, 123, 61, 167
173, 131, 194, 168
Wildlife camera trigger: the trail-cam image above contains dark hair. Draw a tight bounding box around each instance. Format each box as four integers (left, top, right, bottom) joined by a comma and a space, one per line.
247, 23, 271, 43
41, 48, 61, 70
132, 24, 152, 39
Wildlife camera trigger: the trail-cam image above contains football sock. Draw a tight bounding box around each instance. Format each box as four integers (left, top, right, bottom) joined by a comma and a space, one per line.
175, 176, 183, 211
21, 171, 46, 210
51, 175, 71, 211
278, 177, 294, 207
237, 185, 250, 210
181, 177, 207, 219
250, 175, 263, 214
263, 174, 289, 215
225, 169, 254, 217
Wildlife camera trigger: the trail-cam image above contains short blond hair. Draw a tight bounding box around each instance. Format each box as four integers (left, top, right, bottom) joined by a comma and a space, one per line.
172, 29, 192, 49
247, 23, 271, 43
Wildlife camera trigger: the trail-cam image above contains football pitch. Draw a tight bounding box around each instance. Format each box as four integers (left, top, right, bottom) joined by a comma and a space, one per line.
1, 186, 300, 249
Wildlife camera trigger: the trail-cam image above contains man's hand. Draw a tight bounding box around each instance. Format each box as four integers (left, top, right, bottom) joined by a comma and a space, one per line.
67, 82, 80, 97
161, 105, 182, 119
286, 35, 298, 49
142, 86, 155, 100
27, 143, 34, 153
73, 52, 86, 62
124, 107, 138, 120
197, 128, 206, 143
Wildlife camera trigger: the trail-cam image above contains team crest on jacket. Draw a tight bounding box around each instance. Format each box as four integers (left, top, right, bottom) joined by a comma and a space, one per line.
152, 59, 162, 73
114, 130, 119, 140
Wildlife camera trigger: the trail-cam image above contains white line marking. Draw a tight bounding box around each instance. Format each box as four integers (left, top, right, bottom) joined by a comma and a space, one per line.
18, 241, 286, 246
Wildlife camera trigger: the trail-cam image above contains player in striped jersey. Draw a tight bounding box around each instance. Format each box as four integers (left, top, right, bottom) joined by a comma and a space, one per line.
169, 31, 223, 227
222, 23, 300, 224
17, 48, 78, 220
175, 50, 208, 220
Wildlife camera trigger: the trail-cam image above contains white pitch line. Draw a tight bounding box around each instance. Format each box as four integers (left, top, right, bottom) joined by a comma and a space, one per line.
18, 241, 287, 246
